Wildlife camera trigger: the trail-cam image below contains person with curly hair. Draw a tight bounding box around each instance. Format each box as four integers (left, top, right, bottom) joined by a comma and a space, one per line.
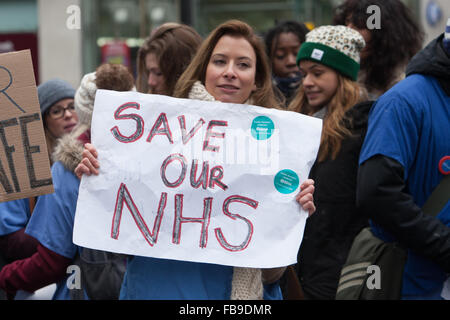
357, 20, 450, 300
333, 0, 424, 99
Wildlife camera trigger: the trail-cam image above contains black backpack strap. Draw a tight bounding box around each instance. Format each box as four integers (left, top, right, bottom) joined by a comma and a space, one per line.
422, 175, 450, 218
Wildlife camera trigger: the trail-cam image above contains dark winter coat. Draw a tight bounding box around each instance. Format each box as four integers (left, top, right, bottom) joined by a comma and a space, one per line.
296, 101, 373, 300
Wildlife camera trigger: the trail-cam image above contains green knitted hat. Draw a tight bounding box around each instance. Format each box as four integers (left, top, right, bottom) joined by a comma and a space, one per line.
297, 25, 365, 81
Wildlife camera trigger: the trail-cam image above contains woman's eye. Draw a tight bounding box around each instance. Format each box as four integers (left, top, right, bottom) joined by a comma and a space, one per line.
212, 58, 225, 65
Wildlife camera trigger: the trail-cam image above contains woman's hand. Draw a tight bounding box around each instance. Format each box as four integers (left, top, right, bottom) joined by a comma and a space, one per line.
74, 143, 100, 179
296, 179, 315, 217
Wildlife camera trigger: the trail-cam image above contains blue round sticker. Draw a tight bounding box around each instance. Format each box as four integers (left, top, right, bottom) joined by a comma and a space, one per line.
251, 116, 274, 140
274, 169, 299, 194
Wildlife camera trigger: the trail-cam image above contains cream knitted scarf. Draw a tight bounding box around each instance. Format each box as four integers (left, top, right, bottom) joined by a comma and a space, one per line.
188, 81, 263, 300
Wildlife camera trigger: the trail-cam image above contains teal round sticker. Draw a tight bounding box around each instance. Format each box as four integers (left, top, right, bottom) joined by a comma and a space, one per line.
274, 169, 299, 194
251, 116, 274, 140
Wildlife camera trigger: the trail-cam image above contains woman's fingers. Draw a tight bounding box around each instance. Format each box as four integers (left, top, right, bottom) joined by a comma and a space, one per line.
296, 179, 316, 216
85, 143, 98, 159
74, 144, 100, 179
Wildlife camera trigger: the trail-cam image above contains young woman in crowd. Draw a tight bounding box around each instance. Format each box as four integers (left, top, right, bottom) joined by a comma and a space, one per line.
287, 25, 371, 299
75, 20, 315, 300
135, 22, 203, 95
264, 20, 309, 106
0, 64, 135, 300
0, 79, 77, 265
333, 0, 423, 99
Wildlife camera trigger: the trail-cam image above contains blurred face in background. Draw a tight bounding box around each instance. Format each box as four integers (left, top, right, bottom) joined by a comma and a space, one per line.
44, 98, 78, 137
205, 35, 257, 104
271, 32, 302, 78
145, 53, 167, 94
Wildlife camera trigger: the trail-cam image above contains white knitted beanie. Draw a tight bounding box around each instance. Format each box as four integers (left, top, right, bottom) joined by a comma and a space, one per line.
297, 25, 365, 80
75, 72, 97, 127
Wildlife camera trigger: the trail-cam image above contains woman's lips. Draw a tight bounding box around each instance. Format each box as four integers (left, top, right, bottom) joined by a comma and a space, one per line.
305, 91, 320, 100
218, 84, 239, 93
64, 123, 77, 132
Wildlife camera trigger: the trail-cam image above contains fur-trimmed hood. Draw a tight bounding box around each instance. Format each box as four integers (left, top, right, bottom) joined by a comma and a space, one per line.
51, 131, 85, 174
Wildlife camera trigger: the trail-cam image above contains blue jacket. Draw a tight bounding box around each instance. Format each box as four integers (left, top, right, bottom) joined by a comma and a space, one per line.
0, 198, 31, 236
26, 161, 80, 300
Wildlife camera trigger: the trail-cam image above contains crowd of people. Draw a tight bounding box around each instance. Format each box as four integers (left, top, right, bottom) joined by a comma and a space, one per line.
0, 0, 448, 300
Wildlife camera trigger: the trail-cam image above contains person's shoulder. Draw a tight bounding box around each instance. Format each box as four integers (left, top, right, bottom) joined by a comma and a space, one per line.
373, 75, 434, 114
50, 161, 79, 189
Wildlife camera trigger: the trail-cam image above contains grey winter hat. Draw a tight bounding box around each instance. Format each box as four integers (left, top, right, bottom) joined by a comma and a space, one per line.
37, 78, 76, 115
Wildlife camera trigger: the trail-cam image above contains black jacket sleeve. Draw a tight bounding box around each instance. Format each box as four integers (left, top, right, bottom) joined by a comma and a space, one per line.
356, 154, 450, 273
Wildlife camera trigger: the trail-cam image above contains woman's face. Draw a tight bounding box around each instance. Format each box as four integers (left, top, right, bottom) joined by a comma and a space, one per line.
271, 32, 301, 78
205, 35, 257, 104
145, 53, 167, 94
45, 98, 78, 138
299, 60, 339, 110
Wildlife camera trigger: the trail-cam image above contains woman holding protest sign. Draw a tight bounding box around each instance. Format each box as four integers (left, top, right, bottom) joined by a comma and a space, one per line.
287, 25, 371, 299
75, 20, 315, 300
0, 64, 135, 300
0, 79, 77, 270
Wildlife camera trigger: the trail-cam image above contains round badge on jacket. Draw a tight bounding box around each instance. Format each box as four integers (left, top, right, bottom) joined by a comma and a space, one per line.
438, 156, 450, 175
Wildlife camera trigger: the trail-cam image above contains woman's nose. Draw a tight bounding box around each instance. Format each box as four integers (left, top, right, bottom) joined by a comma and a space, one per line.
286, 53, 297, 67
63, 108, 75, 119
302, 74, 313, 87
223, 63, 236, 79
148, 73, 158, 88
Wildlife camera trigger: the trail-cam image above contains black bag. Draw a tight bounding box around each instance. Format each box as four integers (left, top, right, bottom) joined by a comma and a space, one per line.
336, 175, 449, 300
70, 248, 127, 300
335, 227, 407, 299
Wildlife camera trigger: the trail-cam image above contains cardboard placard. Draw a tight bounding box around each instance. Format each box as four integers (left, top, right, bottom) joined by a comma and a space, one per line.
0, 50, 53, 202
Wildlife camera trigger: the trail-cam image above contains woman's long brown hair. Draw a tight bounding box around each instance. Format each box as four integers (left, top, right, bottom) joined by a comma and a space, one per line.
288, 74, 366, 162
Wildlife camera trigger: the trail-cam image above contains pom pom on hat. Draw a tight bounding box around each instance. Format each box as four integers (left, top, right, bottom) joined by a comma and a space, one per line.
38, 79, 75, 115
74, 72, 97, 127
297, 25, 365, 80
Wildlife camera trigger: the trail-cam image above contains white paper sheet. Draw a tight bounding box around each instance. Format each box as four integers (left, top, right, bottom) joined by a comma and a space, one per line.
73, 90, 322, 268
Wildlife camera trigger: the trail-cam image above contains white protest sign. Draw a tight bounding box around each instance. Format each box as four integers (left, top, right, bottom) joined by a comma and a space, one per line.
73, 90, 322, 268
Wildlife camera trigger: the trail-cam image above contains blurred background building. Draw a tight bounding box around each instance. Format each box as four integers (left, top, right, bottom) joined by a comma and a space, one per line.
0, 0, 447, 88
